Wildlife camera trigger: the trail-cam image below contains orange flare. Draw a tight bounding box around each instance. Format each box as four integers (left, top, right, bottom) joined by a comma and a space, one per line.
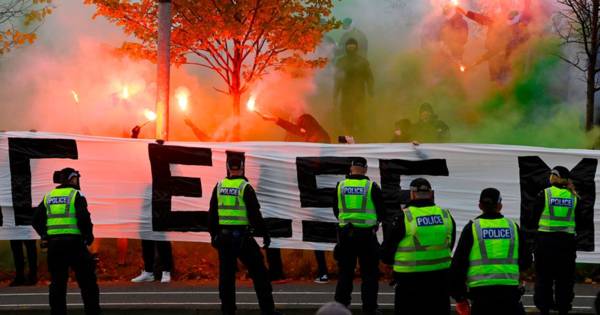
246, 94, 257, 112
144, 109, 157, 121
175, 87, 189, 112
121, 86, 130, 100
70, 90, 79, 104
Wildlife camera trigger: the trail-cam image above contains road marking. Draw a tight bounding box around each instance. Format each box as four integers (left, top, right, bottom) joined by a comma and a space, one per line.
0, 291, 596, 298
0, 302, 593, 310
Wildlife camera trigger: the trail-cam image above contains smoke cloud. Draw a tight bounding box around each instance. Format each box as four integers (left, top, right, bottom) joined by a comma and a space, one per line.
0, 0, 593, 148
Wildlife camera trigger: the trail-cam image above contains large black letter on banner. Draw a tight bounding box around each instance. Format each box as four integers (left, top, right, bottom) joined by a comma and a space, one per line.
378, 159, 449, 217
148, 143, 212, 232
8, 138, 78, 226
518, 156, 597, 251
296, 156, 361, 243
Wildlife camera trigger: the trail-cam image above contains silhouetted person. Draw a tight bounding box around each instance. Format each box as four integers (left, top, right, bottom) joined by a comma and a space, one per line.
391, 119, 413, 143
184, 118, 211, 141
260, 113, 331, 143
457, 6, 517, 84
334, 38, 374, 136
338, 18, 368, 58
412, 103, 450, 143
440, 5, 469, 62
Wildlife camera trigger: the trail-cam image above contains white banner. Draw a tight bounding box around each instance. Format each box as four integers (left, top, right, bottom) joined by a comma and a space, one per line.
0, 132, 598, 262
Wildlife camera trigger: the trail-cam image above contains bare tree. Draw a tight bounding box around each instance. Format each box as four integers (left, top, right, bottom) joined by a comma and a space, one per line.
555, 0, 600, 131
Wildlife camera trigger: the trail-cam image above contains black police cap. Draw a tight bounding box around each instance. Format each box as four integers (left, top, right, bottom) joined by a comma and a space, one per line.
480, 187, 502, 205
410, 178, 432, 192
227, 157, 243, 171
351, 157, 368, 168
551, 166, 570, 179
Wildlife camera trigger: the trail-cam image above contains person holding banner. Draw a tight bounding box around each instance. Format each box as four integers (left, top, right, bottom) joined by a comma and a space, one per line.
383, 178, 455, 315
450, 188, 529, 315
333, 157, 385, 315
533, 166, 580, 315
32, 168, 101, 315
208, 157, 280, 315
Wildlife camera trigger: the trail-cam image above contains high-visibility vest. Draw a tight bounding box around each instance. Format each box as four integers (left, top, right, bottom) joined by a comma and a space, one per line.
44, 188, 81, 236
393, 206, 453, 273
467, 217, 519, 288
538, 186, 577, 234
337, 179, 377, 228
217, 178, 249, 226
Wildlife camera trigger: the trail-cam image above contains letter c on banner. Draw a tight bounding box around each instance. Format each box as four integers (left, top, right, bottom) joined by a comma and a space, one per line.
8, 138, 78, 226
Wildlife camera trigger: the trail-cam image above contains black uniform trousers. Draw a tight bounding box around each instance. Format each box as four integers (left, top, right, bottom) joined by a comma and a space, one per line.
314, 250, 328, 276
217, 230, 275, 315
393, 269, 450, 315
10, 240, 37, 281
47, 238, 100, 315
534, 232, 576, 313
470, 286, 525, 315
334, 227, 380, 313
141, 240, 173, 274
266, 247, 284, 280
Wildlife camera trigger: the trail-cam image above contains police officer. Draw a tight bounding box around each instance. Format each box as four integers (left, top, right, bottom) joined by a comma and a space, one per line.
450, 188, 530, 315
333, 157, 385, 315
533, 166, 579, 315
32, 168, 100, 315
383, 178, 455, 315
208, 157, 279, 315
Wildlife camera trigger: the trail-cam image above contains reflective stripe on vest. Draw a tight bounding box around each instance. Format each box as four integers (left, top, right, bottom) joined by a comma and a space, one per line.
44, 188, 81, 236
393, 206, 453, 273
538, 187, 576, 234
467, 218, 519, 288
337, 179, 377, 228
217, 178, 249, 226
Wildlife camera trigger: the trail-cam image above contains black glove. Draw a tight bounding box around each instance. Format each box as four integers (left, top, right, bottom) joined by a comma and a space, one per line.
211, 235, 219, 249
263, 235, 271, 249
84, 236, 94, 246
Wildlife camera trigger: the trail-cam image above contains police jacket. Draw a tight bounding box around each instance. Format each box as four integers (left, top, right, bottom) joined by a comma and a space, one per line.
32, 184, 94, 245
531, 183, 581, 234
208, 175, 269, 238
380, 200, 456, 265
449, 213, 531, 300
332, 174, 386, 223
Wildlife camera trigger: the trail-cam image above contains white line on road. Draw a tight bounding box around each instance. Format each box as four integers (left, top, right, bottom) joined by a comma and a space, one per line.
0, 291, 596, 298
0, 302, 593, 310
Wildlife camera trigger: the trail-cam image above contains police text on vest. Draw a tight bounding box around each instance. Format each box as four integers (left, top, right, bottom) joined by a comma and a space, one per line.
481, 228, 512, 239
416, 215, 444, 227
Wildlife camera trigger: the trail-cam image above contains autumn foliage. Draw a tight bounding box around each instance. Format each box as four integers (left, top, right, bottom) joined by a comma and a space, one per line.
0, 0, 54, 55
85, 0, 338, 120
